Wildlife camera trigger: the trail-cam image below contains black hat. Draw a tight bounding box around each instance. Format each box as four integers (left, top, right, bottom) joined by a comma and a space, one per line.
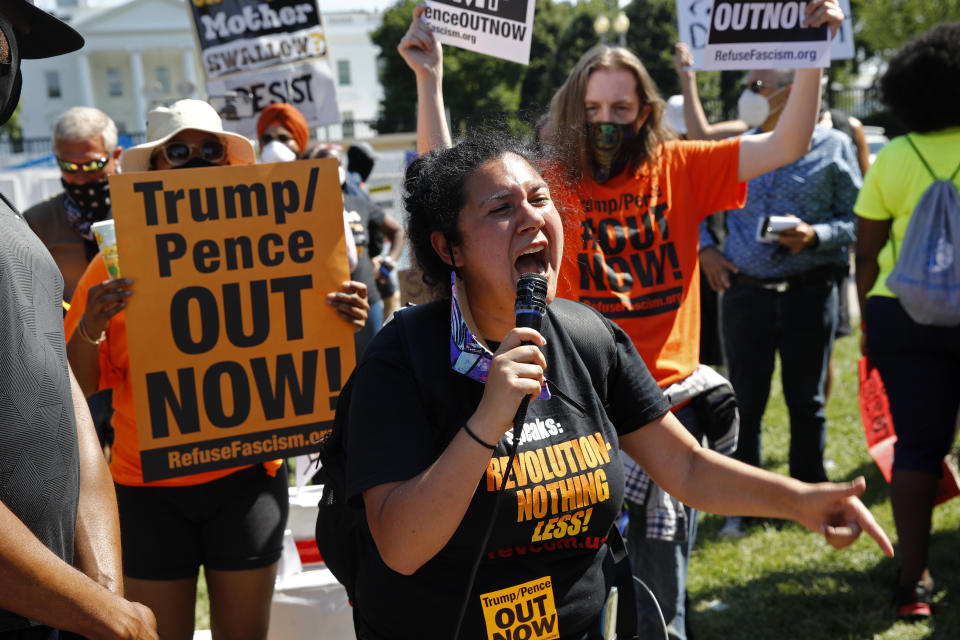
8, 0, 84, 59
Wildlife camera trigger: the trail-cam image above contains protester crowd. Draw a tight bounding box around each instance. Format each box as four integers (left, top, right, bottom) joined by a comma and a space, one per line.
1, 0, 957, 637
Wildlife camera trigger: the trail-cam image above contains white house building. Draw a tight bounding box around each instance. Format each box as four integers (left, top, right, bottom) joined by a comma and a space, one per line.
20, 0, 386, 141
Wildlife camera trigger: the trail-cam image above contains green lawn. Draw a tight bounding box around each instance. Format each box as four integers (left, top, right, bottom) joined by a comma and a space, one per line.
687, 329, 960, 639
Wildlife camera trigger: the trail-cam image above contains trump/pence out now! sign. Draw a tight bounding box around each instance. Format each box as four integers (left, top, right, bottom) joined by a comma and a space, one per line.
109, 159, 354, 481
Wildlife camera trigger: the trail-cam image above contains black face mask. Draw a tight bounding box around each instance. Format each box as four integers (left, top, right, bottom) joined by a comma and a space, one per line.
61, 177, 112, 240
586, 122, 638, 183
0, 15, 22, 127
173, 157, 220, 170
61, 177, 111, 213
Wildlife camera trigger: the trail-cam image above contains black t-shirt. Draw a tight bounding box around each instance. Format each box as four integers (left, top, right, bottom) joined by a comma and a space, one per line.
345, 194, 386, 306
0, 199, 79, 631
346, 299, 669, 640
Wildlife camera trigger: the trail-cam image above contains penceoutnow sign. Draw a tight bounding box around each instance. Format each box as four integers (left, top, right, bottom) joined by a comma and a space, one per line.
424, 0, 536, 65
701, 0, 832, 70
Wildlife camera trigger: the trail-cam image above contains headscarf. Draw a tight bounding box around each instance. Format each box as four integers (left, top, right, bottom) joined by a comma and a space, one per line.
256, 103, 309, 153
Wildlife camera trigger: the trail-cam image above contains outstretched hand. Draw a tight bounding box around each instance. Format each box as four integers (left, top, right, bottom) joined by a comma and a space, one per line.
399, 5, 442, 79
795, 476, 894, 556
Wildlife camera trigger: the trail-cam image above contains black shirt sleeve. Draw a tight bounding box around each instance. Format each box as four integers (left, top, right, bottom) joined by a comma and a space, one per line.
344, 320, 443, 501
604, 319, 671, 437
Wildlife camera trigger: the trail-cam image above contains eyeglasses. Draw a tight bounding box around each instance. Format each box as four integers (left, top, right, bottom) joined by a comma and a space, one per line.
160, 139, 226, 166
261, 132, 293, 146
743, 80, 786, 94
58, 157, 110, 174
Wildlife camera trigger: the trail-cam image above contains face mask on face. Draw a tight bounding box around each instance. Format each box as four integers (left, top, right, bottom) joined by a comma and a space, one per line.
0, 15, 22, 127
174, 157, 220, 170
261, 140, 297, 163
62, 176, 111, 213
61, 177, 111, 240
586, 122, 637, 183
737, 86, 786, 128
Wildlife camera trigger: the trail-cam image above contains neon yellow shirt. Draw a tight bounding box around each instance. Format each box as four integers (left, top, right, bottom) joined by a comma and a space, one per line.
855, 127, 960, 298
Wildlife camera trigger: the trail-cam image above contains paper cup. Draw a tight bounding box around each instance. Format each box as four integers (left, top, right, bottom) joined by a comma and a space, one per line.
91, 219, 120, 279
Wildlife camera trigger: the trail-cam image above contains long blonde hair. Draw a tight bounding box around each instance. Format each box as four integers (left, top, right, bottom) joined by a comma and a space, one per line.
546, 45, 675, 181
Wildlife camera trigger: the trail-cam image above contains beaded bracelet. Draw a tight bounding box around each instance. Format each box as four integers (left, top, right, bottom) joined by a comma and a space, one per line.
77, 314, 106, 346
462, 423, 497, 450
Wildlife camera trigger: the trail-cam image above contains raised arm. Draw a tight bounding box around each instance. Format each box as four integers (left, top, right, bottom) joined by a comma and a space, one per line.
674, 43, 748, 141
619, 412, 894, 556
737, 0, 844, 182
399, 4, 452, 154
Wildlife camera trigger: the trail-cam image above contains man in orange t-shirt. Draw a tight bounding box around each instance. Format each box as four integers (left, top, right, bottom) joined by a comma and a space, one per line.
555, 137, 744, 387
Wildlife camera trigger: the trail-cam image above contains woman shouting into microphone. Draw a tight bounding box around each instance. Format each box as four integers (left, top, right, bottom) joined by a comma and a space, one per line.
342, 131, 892, 640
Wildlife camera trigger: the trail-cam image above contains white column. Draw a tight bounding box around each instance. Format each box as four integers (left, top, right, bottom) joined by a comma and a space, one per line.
181, 49, 197, 97
129, 50, 146, 135
76, 53, 95, 108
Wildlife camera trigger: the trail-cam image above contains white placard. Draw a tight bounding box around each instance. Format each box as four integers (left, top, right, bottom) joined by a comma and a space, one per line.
207, 60, 341, 138
423, 0, 536, 65
677, 0, 853, 69
702, 0, 831, 70
187, 0, 329, 81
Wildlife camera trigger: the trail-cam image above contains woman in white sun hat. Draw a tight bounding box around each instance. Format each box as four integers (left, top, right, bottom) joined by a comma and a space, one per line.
64, 99, 369, 640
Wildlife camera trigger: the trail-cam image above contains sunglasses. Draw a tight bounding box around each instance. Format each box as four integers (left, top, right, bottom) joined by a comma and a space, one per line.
58, 157, 109, 174
743, 80, 786, 94
261, 132, 293, 146
160, 139, 226, 166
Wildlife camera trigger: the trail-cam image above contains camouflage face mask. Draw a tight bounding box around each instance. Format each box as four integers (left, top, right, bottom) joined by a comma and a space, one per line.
586, 122, 637, 183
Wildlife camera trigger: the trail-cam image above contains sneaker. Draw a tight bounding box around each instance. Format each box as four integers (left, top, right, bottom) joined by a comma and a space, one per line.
718, 516, 745, 539
894, 577, 934, 620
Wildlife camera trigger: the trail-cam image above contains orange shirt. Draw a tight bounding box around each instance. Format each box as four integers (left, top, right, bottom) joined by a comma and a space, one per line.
555, 139, 746, 387
65, 254, 282, 486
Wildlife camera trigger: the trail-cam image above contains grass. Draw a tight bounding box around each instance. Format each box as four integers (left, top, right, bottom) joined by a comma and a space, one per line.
197, 568, 209, 631
687, 328, 960, 639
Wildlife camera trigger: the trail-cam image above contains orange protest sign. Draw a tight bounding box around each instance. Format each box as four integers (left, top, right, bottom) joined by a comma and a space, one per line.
858, 357, 959, 505
109, 159, 354, 481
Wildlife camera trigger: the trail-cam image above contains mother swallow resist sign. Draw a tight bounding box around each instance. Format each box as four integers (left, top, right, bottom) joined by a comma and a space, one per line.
702, 0, 831, 70
109, 159, 354, 481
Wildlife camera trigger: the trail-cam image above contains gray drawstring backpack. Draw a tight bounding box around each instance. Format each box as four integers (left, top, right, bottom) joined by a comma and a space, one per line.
885, 136, 960, 326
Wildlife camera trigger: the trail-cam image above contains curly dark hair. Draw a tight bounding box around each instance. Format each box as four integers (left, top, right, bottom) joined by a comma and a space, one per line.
403, 131, 542, 297
881, 22, 960, 133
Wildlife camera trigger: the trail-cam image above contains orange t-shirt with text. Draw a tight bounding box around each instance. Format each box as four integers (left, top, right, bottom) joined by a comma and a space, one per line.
555, 138, 746, 387
64, 254, 283, 487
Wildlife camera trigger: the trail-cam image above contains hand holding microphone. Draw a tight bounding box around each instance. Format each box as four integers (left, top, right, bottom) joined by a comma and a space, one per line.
468, 274, 549, 442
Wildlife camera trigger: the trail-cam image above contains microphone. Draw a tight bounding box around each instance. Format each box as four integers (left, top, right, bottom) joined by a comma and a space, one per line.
515, 272, 548, 332
512, 273, 548, 439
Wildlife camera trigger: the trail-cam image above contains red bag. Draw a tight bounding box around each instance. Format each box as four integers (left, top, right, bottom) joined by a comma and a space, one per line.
859, 357, 959, 505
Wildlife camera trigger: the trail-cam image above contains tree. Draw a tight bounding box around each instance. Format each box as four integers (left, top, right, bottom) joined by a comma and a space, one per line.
518, 0, 577, 118
855, 0, 960, 55
622, 0, 680, 97
370, 0, 422, 134
0, 104, 22, 141
529, 9, 601, 110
